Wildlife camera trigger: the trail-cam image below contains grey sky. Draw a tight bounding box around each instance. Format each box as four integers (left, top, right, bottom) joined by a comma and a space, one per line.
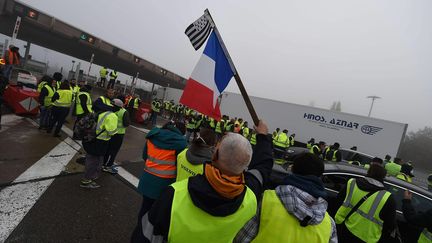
16, 0, 432, 131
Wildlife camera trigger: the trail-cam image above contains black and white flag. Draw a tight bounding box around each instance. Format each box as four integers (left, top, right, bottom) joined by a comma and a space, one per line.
185, 14, 213, 50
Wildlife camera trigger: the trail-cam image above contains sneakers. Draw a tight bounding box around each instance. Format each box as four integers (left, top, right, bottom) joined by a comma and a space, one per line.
80, 179, 100, 189
102, 166, 118, 174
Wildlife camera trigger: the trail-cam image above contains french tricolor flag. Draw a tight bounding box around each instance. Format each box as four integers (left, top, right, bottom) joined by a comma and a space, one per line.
180, 31, 233, 120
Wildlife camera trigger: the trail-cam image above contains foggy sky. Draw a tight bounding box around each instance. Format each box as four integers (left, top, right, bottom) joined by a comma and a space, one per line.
17, 0, 432, 131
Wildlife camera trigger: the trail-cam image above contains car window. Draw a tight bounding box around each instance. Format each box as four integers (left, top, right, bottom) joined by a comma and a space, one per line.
322, 173, 363, 192
384, 182, 432, 213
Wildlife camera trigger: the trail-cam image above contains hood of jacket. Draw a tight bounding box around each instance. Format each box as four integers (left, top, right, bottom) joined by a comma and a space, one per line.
186, 143, 214, 165
276, 174, 329, 226
187, 174, 246, 217
146, 126, 187, 152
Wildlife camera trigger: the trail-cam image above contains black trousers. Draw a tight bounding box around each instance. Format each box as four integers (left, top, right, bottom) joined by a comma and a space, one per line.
107, 79, 115, 89
130, 195, 156, 243
103, 134, 124, 167
49, 106, 69, 135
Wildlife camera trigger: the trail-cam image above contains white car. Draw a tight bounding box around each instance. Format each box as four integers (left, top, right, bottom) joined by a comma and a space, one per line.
8, 68, 38, 90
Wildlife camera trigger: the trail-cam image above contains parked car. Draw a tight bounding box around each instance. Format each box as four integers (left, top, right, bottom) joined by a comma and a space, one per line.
270, 161, 432, 242
8, 68, 38, 90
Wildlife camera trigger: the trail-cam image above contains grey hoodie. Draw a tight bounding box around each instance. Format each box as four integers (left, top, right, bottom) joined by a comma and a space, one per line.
185, 143, 214, 165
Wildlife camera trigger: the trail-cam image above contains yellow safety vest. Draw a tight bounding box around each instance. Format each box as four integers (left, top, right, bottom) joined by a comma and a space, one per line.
252, 190, 332, 243
242, 127, 250, 138
175, 149, 204, 182
215, 120, 224, 134
306, 143, 313, 149
110, 71, 118, 79
43, 85, 55, 107
335, 178, 391, 243
168, 179, 257, 243
53, 89, 73, 108
396, 173, 412, 183
116, 108, 127, 135
289, 136, 295, 146
99, 68, 107, 78
273, 133, 289, 148
385, 162, 402, 177
75, 92, 92, 115
331, 150, 339, 162
134, 98, 140, 109
37, 81, 47, 92
250, 133, 257, 145
100, 96, 113, 107
96, 111, 118, 141
310, 145, 321, 155
419, 228, 432, 243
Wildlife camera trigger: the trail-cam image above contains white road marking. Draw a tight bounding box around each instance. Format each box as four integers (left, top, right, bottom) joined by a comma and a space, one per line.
0, 137, 79, 242
130, 125, 150, 133
116, 166, 139, 188
14, 137, 80, 183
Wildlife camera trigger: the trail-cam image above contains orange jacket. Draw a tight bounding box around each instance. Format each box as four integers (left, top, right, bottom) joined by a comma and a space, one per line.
4, 49, 20, 65
144, 140, 177, 179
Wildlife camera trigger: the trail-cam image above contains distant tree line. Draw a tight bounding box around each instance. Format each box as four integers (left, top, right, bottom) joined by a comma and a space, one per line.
399, 127, 432, 171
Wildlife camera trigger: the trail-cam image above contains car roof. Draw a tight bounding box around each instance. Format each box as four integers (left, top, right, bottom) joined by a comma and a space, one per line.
339, 148, 374, 158
324, 162, 432, 198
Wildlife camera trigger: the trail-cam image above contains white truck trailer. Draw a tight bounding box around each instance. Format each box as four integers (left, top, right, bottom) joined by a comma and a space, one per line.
219, 92, 407, 159
155, 87, 407, 158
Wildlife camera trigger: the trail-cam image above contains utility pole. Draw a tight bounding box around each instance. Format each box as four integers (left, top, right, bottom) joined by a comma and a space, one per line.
367, 96, 381, 117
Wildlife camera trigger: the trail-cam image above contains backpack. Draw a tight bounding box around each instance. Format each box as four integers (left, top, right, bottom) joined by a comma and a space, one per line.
73, 112, 106, 142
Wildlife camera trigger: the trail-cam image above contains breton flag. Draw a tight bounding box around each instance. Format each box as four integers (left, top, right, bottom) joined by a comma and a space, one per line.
185, 14, 213, 51
180, 31, 234, 120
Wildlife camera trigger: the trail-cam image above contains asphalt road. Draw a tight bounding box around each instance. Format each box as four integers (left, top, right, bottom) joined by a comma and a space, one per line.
0, 110, 151, 242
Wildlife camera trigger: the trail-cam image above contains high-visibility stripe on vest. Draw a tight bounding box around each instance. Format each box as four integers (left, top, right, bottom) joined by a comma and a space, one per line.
116, 108, 127, 135
252, 190, 332, 243
419, 228, 432, 243
335, 178, 391, 243
175, 149, 204, 182
75, 92, 92, 115
96, 111, 118, 141
43, 85, 55, 107
273, 133, 289, 148
144, 140, 177, 179
168, 179, 257, 243
100, 96, 113, 107
53, 89, 73, 107
250, 133, 257, 145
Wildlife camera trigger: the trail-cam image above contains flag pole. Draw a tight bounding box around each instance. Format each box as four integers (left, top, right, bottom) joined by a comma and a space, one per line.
204, 9, 260, 126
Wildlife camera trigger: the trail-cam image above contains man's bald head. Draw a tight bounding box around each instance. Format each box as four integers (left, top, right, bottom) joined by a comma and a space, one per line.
213, 133, 253, 176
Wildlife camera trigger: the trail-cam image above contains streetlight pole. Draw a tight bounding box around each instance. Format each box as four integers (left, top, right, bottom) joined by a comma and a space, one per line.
367, 95, 381, 117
